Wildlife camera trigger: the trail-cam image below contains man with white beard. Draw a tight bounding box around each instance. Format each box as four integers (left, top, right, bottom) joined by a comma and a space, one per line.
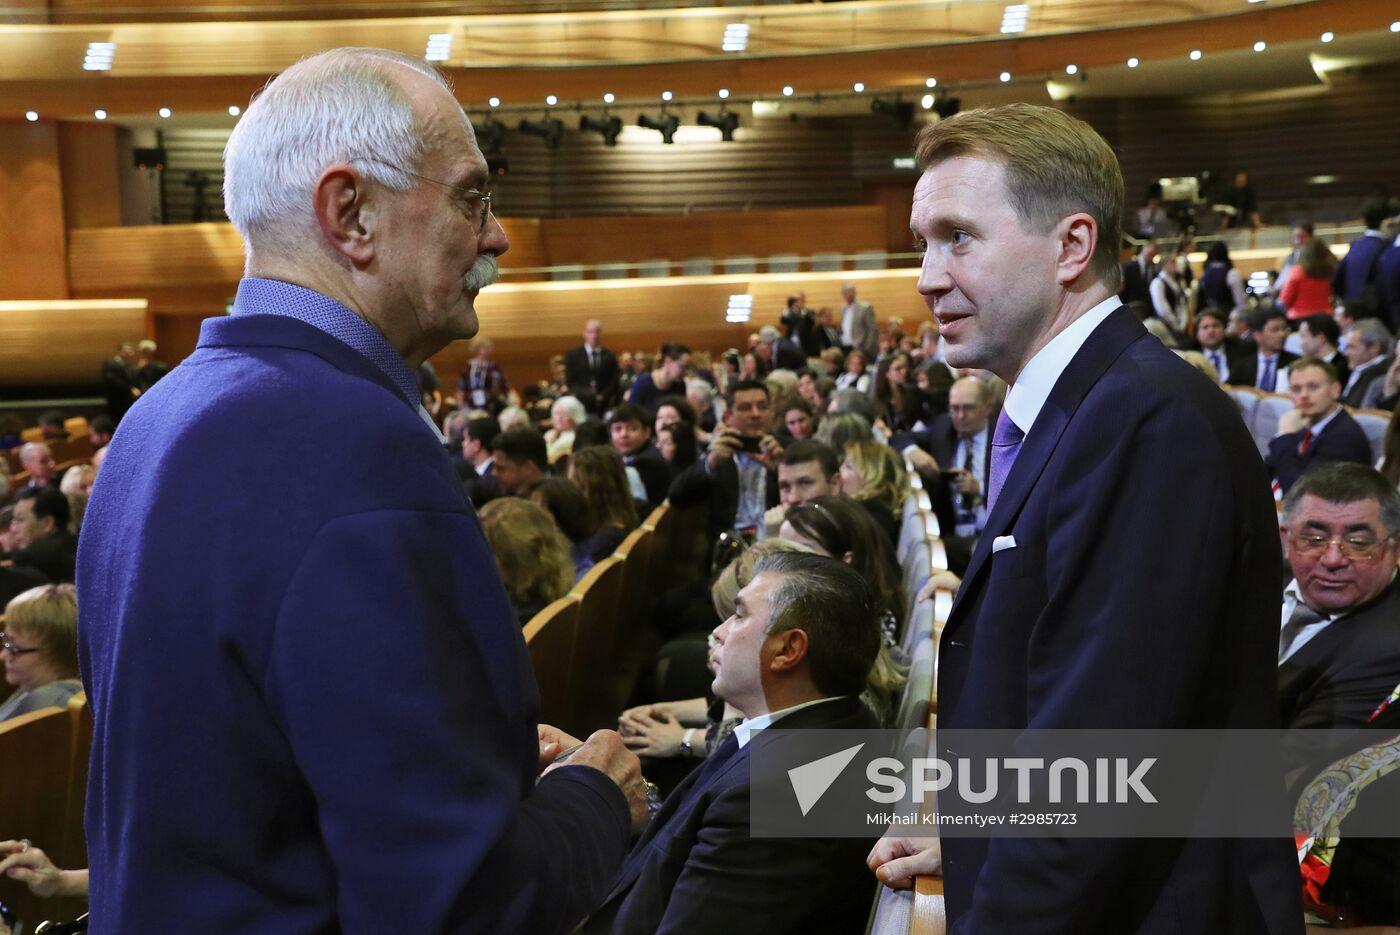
77, 48, 645, 935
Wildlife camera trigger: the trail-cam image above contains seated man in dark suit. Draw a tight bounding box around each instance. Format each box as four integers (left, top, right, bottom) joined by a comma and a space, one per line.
895, 375, 995, 542
668, 380, 782, 548
1117, 240, 1156, 308
458, 416, 502, 507
1229, 308, 1298, 392
1340, 318, 1394, 409
758, 325, 806, 372
490, 426, 547, 497
1277, 463, 1400, 781
609, 403, 673, 508
1267, 359, 1374, 495
1297, 313, 1350, 391
583, 550, 881, 934
1191, 309, 1247, 384
5, 488, 77, 583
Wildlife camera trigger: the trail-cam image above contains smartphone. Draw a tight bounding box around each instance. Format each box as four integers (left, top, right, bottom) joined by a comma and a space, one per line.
736, 435, 764, 454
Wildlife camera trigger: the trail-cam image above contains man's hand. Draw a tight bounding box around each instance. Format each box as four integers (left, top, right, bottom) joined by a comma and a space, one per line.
537, 723, 582, 773
706, 427, 744, 472
752, 434, 784, 471
951, 469, 980, 498
543, 729, 649, 831
763, 503, 788, 540
915, 571, 962, 605
867, 835, 941, 890
0, 840, 70, 899
1382, 355, 1400, 398
904, 447, 940, 476
618, 708, 685, 757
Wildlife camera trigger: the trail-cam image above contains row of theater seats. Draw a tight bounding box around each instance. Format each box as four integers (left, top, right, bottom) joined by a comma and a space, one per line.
522, 501, 710, 739
1226, 386, 1391, 462
0, 692, 92, 924
868, 473, 958, 935
3, 417, 97, 485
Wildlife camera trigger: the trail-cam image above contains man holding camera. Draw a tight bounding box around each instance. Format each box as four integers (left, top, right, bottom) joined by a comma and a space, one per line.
668, 378, 783, 548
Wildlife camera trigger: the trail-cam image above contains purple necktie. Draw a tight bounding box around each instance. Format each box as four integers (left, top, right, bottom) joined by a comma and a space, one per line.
987, 409, 1025, 513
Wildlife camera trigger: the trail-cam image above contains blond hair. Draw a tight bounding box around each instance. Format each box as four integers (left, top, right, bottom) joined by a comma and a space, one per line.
478, 499, 574, 612
915, 104, 1124, 291
710, 538, 814, 619
5, 584, 79, 678
842, 441, 910, 516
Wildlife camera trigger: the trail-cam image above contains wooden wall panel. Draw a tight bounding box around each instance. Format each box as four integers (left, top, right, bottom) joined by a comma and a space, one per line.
57, 122, 123, 230
68, 222, 244, 293
0, 121, 68, 299
0, 301, 148, 385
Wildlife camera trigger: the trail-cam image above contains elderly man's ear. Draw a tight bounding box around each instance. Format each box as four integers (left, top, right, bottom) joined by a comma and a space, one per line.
313, 166, 376, 266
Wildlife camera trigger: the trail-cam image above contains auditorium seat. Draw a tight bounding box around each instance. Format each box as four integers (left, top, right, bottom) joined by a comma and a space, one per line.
855, 250, 888, 270
766, 254, 800, 274
523, 595, 583, 737
681, 257, 714, 276
637, 260, 671, 278
63, 417, 89, 438
1349, 407, 1391, 464
721, 256, 757, 275
1248, 393, 1295, 457
1226, 386, 1262, 434
811, 252, 843, 272
569, 556, 627, 731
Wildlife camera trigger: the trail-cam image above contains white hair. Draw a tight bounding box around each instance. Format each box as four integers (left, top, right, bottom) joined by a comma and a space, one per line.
685, 378, 713, 401
552, 395, 587, 427
224, 48, 453, 257
498, 406, 531, 432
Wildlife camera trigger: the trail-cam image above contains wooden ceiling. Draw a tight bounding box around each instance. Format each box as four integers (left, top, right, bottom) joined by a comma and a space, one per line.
0, 0, 1392, 118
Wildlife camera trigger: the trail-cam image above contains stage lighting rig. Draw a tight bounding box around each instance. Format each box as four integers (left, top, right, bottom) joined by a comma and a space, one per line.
580, 114, 623, 146
871, 96, 915, 130
518, 117, 564, 150
637, 111, 680, 144
697, 108, 740, 142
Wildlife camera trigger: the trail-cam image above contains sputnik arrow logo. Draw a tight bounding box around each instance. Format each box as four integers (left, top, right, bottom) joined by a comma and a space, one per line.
787, 743, 865, 816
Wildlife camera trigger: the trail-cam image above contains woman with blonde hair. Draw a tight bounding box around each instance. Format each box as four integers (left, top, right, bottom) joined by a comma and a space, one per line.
544, 395, 587, 465
0, 584, 81, 722
569, 445, 640, 533
478, 498, 575, 628
838, 441, 909, 546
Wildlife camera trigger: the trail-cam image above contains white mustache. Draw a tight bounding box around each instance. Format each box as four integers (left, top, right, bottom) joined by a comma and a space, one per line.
464, 254, 499, 292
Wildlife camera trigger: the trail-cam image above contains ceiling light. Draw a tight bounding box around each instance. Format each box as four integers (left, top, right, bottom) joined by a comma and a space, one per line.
94, 109, 107, 120
1065, 64, 1078, 75
25, 111, 38, 122
1391, 21, 1399, 32
726, 294, 754, 323
921, 94, 934, 109
1189, 49, 1202, 60
83, 41, 115, 72
1320, 31, 1334, 42
1000, 3, 1029, 33
1127, 56, 1140, 67
603, 92, 615, 104
424, 33, 452, 62
489, 96, 501, 108
546, 94, 558, 106
782, 85, 794, 96
853, 82, 865, 93
158, 107, 172, 118
926, 77, 938, 88
1000, 71, 1012, 82
718, 88, 730, 99
228, 105, 241, 116
722, 23, 750, 52
1253, 40, 1266, 52
661, 90, 673, 102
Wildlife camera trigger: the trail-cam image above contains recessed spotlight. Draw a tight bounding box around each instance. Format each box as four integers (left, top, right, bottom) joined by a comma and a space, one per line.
158, 107, 172, 118
228, 105, 241, 116
94, 109, 107, 120
782, 85, 794, 96
921, 94, 934, 109
1391, 21, 1399, 32
489, 96, 501, 108
1127, 56, 1140, 67
1253, 40, 1266, 52
661, 90, 673, 102
1320, 31, 1334, 42
1189, 49, 1202, 60
718, 88, 730, 99
603, 92, 615, 104
24, 111, 38, 122
853, 82, 865, 93
1065, 64, 1078, 75
546, 94, 558, 106
926, 77, 938, 88
999, 71, 1012, 82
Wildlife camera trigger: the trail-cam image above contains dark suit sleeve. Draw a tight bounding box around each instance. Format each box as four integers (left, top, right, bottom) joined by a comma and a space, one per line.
958, 394, 1261, 933
667, 458, 713, 508
564, 349, 588, 390
267, 509, 630, 934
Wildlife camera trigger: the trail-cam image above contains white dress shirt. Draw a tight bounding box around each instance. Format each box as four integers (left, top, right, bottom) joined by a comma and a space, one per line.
1277, 579, 1334, 663
1343, 354, 1385, 397
1002, 296, 1122, 437
733, 696, 846, 748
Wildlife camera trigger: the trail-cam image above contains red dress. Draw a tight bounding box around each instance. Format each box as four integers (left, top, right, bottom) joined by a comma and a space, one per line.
1280, 265, 1333, 318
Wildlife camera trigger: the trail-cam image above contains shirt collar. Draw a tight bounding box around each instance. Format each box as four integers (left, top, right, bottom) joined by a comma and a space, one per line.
1002, 296, 1121, 435
233, 278, 442, 441
733, 696, 845, 748
1306, 405, 1342, 436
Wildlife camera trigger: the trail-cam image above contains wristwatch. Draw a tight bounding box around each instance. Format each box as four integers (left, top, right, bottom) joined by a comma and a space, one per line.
679, 728, 697, 758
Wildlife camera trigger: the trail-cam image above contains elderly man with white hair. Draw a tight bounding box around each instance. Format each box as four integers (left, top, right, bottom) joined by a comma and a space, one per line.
14, 442, 57, 498
76, 48, 644, 935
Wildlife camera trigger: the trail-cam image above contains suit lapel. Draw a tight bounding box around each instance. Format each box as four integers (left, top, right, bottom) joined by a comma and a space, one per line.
948, 308, 1145, 626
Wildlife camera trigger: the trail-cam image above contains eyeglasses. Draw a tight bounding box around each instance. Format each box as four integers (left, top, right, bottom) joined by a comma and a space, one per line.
352, 157, 494, 235
1289, 532, 1397, 562
0, 633, 39, 656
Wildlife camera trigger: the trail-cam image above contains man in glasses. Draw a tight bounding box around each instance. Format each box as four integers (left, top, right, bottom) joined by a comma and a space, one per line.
77, 48, 644, 935
1278, 462, 1400, 779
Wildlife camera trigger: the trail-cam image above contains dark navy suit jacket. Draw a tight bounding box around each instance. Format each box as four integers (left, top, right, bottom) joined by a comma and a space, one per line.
937, 307, 1302, 934
78, 313, 630, 934
583, 696, 877, 934
1333, 233, 1390, 302
1266, 408, 1374, 495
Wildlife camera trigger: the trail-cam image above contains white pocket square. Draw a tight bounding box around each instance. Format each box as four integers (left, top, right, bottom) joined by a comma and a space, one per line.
991, 535, 1017, 553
